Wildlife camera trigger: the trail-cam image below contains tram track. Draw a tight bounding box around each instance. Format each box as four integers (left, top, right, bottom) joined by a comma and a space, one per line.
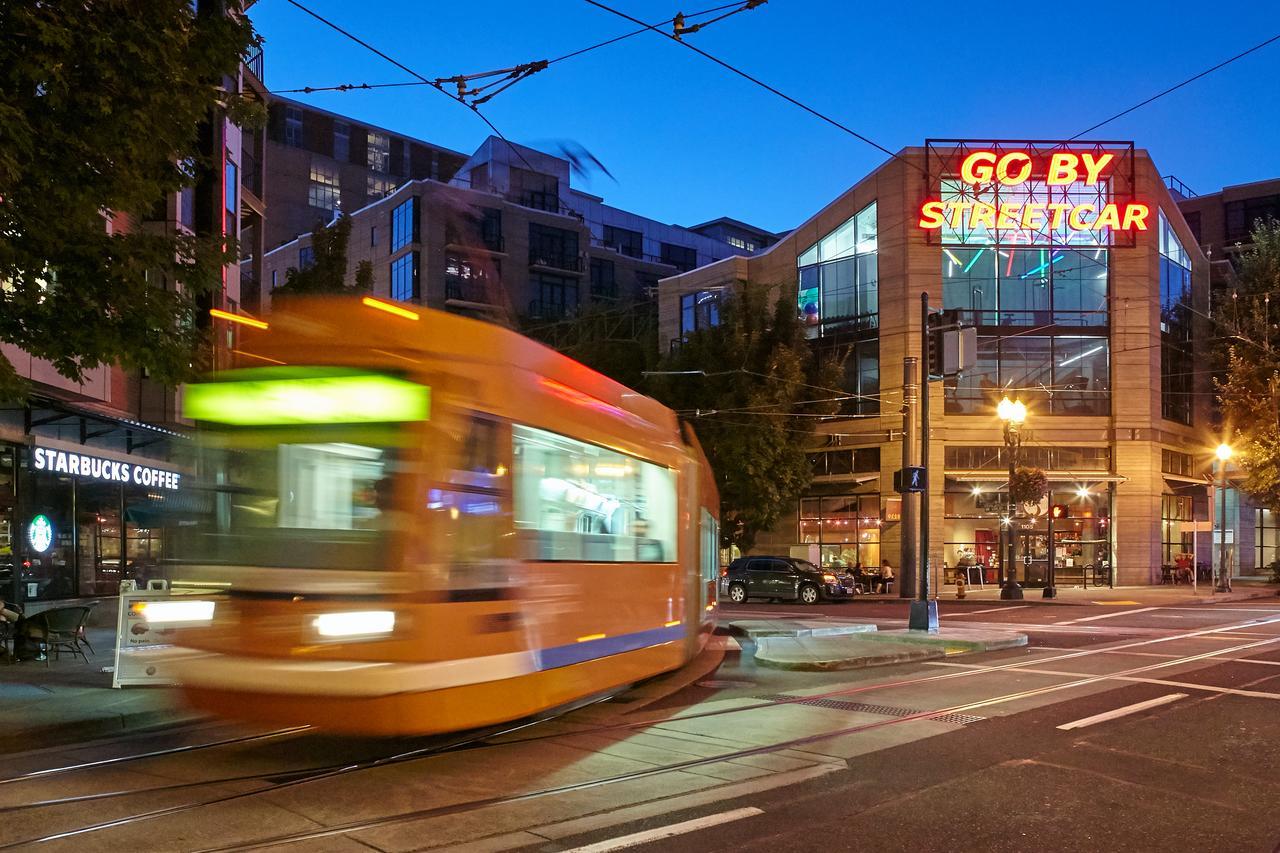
6, 613, 1278, 850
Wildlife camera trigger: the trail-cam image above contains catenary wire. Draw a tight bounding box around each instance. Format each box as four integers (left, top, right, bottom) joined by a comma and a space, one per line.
269, 1, 751, 96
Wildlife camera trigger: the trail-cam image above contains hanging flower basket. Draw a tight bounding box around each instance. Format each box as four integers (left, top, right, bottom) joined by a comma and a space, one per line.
1009, 466, 1048, 506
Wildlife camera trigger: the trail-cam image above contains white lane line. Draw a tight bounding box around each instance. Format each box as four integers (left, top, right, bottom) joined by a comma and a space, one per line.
1060, 606, 1162, 624
929, 661, 1280, 700
951, 605, 1032, 616
562, 807, 764, 853
1056, 694, 1188, 730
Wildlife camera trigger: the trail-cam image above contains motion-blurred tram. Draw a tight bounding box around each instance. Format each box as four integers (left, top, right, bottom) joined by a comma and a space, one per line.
159, 296, 720, 735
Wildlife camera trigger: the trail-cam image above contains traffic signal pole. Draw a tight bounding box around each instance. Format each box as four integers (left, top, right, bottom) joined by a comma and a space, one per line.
901, 358, 919, 603
910, 292, 939, 631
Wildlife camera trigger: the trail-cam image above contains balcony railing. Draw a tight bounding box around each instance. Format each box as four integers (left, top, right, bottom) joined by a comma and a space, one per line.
244, 48, 264, 83
445, 278, 493, 304
528, 299, 578, 320
529, 251, 583, 273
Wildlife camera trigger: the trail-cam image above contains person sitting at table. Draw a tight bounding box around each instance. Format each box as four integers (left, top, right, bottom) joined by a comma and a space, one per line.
877, 560, 895, 593
850, 563, 866, 593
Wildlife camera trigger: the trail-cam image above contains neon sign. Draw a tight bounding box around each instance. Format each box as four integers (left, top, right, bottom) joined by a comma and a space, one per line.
33, 446, 181, 491
919, 149, 1150, 236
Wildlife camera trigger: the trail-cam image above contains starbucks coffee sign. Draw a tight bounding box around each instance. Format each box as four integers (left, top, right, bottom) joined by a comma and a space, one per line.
32, 446, 181, 491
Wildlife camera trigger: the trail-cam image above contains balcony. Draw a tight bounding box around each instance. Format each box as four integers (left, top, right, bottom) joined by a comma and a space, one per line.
445, 278, 493, 305
244, 49, 264, 84
529, 251, 583, 273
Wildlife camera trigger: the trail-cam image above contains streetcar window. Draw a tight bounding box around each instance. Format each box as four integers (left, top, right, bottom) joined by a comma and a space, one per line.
512, 424, 676, 563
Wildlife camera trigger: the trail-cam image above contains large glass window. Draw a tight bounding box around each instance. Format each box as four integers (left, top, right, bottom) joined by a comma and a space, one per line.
333, 121, 350, 162
661, 243, 698, 272
367, 131, 390, 173
512, 425, 676, 562
224, 158, 238, 237
1257, 509, 1280, 571
529, 223, 580, 271
368, 174, 395, 201
391, 252, 419, 301
945, 335, 1109, 415
680, 290, 721, 338
589, 258, 616, 300
603, 225, 643, 259
391, 197, 416, 251
284, 106, 302, 148
797, 202, 878, 337
1161, 494, 1194, 566
532, 273, 578, 319
308, 161, 339, 214
798, 495, 880, 568
1159, 210, 1193, 425
0, 449, 15, 594
943, 247, 1107, 328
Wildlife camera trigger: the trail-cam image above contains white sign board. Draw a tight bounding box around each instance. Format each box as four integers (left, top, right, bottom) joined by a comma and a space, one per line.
112, 582, 196, 688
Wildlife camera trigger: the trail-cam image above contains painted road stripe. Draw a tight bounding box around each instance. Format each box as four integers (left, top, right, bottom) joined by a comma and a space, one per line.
562, 807, 764, 853
1056, 694, 1188, 730
1061, 606, 1161, 624
952, 605, 1032, 616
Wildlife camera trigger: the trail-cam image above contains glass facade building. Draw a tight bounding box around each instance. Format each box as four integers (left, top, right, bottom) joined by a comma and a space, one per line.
659, 141, 1216, 585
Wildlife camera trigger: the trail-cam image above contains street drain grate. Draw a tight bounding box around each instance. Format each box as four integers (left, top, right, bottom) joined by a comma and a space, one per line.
757, 695, 984, 725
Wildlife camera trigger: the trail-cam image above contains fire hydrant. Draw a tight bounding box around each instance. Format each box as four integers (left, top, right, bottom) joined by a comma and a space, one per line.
955, 573, 967, 599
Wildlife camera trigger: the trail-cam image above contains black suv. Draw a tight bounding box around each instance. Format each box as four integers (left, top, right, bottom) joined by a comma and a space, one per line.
720, 556, 851, 605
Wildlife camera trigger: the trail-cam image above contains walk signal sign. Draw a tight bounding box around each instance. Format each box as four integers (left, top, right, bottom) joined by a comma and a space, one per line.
894, 466, 927, 494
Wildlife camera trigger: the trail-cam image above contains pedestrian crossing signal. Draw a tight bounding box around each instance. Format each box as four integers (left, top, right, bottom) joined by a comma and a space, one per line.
1051, 503, 1069, 519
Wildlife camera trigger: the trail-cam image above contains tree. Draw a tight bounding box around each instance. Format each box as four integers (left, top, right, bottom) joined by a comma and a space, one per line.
521, 300, 659, 391
272, 215, 374, 297
1216, 219, 1280, 512
0, 1, 261, 402
647, 282, 843, 550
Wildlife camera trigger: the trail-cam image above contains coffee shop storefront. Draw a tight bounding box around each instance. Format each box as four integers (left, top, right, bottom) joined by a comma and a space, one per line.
1, 402, 187, 606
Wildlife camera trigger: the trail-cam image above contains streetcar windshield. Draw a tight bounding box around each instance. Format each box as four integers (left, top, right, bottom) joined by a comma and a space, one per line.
173, 367, 427, 570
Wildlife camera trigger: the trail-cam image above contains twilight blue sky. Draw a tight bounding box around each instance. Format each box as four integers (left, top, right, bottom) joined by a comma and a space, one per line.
253, 0, 1280, 235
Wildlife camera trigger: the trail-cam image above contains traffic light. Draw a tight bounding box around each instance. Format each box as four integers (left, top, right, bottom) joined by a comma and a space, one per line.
926, 309, 976, 379
1050, 503, 1070, 520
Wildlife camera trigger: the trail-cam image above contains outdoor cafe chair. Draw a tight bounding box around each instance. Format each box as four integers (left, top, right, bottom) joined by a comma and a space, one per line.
19, 605, 94, 667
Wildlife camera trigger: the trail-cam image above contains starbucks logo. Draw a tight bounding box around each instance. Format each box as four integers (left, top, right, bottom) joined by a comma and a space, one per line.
28, 515, 53, 553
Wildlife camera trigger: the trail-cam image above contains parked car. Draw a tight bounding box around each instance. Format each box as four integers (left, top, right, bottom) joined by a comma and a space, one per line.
720, 556, 852, 605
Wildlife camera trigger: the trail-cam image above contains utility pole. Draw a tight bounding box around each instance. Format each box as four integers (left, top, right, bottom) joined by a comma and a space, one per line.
900, 357, 919, 601
911, 292, 939, 631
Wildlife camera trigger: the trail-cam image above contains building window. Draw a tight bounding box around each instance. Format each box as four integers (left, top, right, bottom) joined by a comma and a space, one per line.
370, 226, 377, 248
603, 225, 643, 259
679, 290, 721, 338
390, 252, 419, 301
333, 121, 350, 162
529, 223, 580, 271
445, 254, 497, 303
944, 445, 1111, 471
284, 106, 303, 148
223, 157, 237, 237
799, 495, 881, 569
1159, 210, 1193, 425
660, 242, 698, 272
727, 235, 756, 252
797, 202, 878, 338
1256, 509, 1280, 571
481, 208, 503, 251
809, 447, 880, 477
510, 167, 559, 212
1161, 494, 1194, 566
945, 334, 1109, 415
589, 258, 616, 300
308, 161, 340, 214
298, 246, 314, 270
1225, 194, 1280, 243
635, 271, 660, 297
391, 197, 416, 252
512, 424, 677, 562
1162, 449, 1195, 478
531, 273, 578, 318
270, 269, 278, 289
941, 247, 1108, 328
1184, 210, 1201, 244
367, 131, 391, 173
368, 174, 395, 201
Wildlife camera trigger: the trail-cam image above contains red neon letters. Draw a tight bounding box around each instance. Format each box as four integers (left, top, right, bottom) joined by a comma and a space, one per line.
919, 149, 1150, 234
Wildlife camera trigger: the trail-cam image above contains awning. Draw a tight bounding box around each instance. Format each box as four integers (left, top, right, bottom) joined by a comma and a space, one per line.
947, 471, 1127, 484
1163, 473, 1211, 485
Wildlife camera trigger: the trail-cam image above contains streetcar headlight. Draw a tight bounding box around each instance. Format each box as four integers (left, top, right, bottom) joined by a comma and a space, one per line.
313, 610, 395, 639
137, 600, 216, 624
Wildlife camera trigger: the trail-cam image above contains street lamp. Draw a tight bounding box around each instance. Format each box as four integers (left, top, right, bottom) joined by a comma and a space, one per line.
1216, 442, 1233, 593
998, 396, 1027, 600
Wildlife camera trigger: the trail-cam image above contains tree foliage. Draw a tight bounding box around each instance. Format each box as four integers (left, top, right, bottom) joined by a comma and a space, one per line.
272, 215, 374, 297
0, 1, 260, 401
1216, 219, 1280, 512
647, 282, 843, 550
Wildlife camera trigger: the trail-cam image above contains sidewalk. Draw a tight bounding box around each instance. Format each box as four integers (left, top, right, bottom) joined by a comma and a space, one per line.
854, 578, 1278, 606
0, 625, 198, 755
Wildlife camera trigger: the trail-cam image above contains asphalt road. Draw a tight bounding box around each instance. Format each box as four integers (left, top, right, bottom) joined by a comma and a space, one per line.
2, 598, 1279, 852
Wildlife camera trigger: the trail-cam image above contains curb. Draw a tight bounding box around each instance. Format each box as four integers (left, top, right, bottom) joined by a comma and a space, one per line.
754, 638, 942, 672
0, 705, 204, 756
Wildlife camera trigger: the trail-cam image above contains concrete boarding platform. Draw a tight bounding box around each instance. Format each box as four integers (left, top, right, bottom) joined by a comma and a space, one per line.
727, 619, 878, 640
744, 621, 1028, 672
